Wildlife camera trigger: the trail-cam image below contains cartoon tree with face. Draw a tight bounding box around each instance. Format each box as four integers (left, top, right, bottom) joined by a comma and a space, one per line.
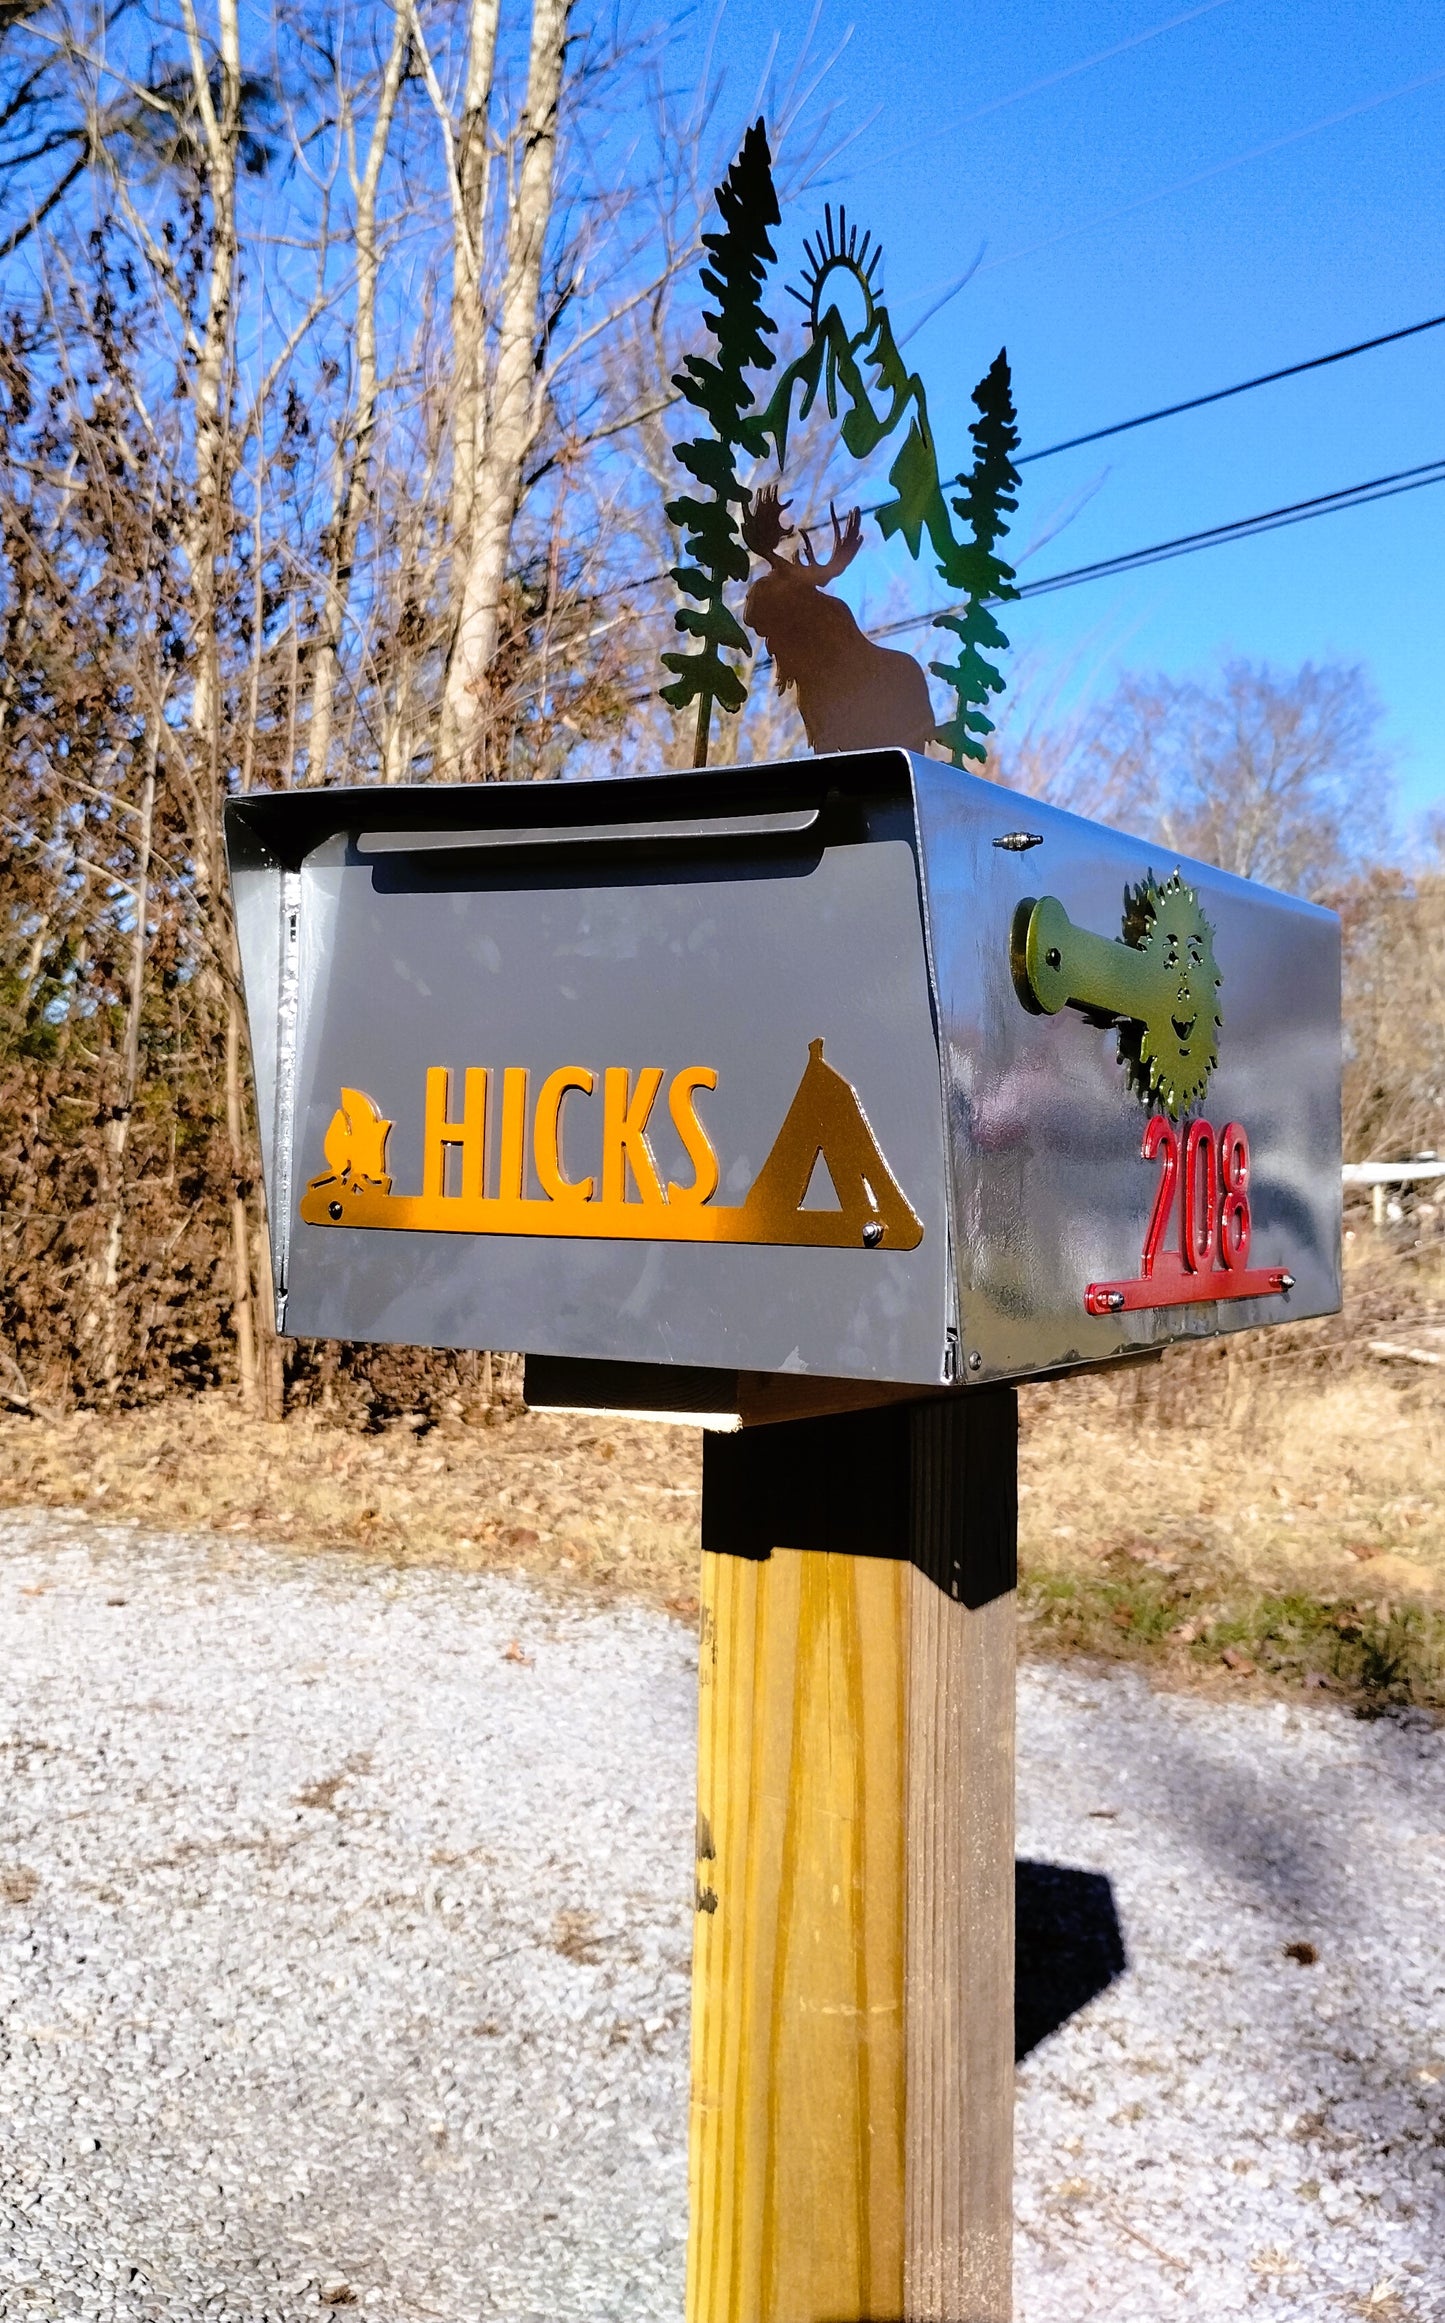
660, 119, 780, 767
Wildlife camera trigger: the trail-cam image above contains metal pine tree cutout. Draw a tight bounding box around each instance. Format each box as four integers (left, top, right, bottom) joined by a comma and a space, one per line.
660, 119, 780, 767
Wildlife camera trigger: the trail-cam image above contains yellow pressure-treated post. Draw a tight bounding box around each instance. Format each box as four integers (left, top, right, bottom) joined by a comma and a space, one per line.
687, 1394, 1018, 2323
689, 1545, 909, 2320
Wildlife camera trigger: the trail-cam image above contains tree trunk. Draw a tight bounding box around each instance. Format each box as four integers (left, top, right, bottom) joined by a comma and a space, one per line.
181, 0, 241, 758
440, 0, 571, 776
173, 0, 256, 1405
444, 0, 504, 592
307, 4, 410, 785
94, 739, 157, 1400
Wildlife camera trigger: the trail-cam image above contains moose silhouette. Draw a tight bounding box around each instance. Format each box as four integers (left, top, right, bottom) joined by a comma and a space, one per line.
741, 484, 937, 755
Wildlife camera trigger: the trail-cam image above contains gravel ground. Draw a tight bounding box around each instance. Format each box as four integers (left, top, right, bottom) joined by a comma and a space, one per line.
0, 1513, 1440, 2322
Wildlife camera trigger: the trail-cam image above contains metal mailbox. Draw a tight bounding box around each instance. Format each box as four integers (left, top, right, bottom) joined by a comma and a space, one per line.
224, 748, 1341, 1414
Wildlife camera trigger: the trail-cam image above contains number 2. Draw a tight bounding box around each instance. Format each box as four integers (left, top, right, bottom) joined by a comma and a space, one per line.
1141, 1116, 1178, 1277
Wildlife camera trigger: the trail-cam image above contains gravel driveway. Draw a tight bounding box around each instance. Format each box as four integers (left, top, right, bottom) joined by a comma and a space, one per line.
0, 1512, 1440, 2322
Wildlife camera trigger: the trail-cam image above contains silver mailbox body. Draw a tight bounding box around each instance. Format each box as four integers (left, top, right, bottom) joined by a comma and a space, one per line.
225, 749, 1341, 1402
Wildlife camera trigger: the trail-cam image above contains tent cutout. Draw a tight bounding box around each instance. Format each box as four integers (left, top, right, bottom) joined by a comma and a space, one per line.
737, 1039, 923, 1248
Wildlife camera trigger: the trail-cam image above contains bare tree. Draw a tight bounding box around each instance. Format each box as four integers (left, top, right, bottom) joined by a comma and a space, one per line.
305, 0, 411, 785
1337, 866, 1445, 1163
433, 0, 572, 773
992, 657, 1393, 898
0, 0, 854, 1411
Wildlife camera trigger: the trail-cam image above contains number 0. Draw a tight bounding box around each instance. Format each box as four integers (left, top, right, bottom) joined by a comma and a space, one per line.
1181, 1119, 1217, 1273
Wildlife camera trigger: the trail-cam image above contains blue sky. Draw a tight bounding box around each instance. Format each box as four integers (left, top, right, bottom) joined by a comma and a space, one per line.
664, 0, 1445, 824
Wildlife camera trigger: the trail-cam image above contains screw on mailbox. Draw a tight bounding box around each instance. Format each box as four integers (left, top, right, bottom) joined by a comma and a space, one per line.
992, 831, 1044, 852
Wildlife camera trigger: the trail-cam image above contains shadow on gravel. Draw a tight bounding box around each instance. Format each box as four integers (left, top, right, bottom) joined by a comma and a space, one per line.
1016, 1859, 1127, 2059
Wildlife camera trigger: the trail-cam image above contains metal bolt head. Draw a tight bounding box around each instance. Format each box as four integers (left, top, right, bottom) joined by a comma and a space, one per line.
966, 1349, 983, 1371
328, 1201, 344, 1222
862, 1219, 884, 1247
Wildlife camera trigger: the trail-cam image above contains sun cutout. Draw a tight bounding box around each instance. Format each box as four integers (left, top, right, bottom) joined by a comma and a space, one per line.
788, 202, 883, 335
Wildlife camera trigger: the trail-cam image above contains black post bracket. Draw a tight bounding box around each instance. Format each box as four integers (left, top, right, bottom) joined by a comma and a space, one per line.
701, 1389, 1018, 1607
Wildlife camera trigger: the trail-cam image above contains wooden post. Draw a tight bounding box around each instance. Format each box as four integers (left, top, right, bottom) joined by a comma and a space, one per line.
689, 1393, 1018, 2323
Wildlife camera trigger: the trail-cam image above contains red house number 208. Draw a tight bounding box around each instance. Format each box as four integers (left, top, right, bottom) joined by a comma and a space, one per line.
1085, 1118, 1288, 1315
1141, 1117, 1252, 1277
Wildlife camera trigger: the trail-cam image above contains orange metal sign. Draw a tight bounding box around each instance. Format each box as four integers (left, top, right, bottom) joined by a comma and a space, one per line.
299, 1039, 924, 1253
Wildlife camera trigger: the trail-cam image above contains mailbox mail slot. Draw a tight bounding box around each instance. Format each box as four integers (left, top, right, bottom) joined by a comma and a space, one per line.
225, 748, 1341, 1410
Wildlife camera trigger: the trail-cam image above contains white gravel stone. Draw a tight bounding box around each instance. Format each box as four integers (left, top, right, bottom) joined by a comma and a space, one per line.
0, 1511, 1441, 2319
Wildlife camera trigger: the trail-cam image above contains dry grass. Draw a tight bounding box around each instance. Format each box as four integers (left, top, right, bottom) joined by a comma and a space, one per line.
2, 1235, 1442, 1709
0, 1397, 703, 1615
1023, 1365, 1445, 1608
1018, 1364, 1445, 1706
1015, 1236, 1445, 1707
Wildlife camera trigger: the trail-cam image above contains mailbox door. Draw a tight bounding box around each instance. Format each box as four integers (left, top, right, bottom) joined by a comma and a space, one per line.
242, 772, 955, 1389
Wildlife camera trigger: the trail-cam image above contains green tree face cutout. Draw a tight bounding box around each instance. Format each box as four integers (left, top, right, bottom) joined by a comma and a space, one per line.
1014, 872, 1223, 1118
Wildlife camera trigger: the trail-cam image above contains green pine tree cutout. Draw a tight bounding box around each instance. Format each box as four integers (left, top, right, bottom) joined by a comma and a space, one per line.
660, 119, 780, 767
930, 351, 1021, 766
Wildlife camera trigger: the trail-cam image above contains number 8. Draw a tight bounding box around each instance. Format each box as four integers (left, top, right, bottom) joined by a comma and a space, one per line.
1219, 1122, 1251, 1270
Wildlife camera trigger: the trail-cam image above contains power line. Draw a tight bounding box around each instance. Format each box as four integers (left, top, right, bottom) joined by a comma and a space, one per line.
869, 454, 1445, 639
609, 454, 1443, 709
593, 305, 1445, 612
1018, 310, 1445, 465
1016, 456, 1445, 594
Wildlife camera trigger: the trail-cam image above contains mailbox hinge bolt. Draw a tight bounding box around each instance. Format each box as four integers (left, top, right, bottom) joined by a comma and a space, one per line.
966, 1349, 983, 1371
993, 831, 1044, 851
1276, 1270, 1296, 1292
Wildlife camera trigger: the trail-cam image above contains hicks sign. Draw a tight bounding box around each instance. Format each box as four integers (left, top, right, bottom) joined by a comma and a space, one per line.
302, 1042, 923, 1253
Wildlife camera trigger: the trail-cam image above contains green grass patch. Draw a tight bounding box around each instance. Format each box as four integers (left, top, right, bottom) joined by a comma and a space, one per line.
1020, 1553, 1445, 1713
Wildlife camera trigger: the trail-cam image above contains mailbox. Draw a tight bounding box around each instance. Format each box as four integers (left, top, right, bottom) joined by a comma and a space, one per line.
225, 747, 1341, 1418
